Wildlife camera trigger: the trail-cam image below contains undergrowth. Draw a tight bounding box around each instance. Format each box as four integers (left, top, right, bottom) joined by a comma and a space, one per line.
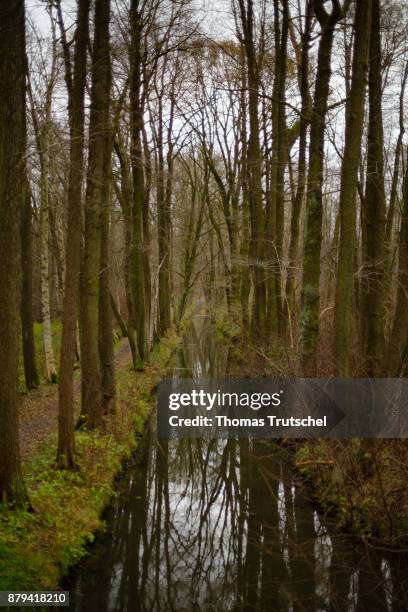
295, 439, 408, 545
1, 330, 180, 590
227, 332, 408, 547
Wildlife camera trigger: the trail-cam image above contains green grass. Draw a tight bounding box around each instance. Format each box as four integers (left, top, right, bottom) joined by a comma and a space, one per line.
0, 427, 139, 590
2, 330, 180, 590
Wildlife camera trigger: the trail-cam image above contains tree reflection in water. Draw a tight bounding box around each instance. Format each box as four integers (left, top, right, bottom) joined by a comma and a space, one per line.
71, 319, 407, 611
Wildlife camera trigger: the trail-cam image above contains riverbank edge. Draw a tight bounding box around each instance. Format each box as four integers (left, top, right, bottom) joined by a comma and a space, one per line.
0, 331, 180, 591
225, 331, 408, 548
293, 439, 408, 547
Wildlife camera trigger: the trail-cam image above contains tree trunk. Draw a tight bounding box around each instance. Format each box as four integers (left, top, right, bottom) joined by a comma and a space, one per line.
157, 85, 174, 336
266, 0, 289, 337
156, 98, 170, 334
40, 126, 58, 383
239, 56, 251, 333
360, 0, 385, 376
99, 127, 116, 417
237, 0, 266, 342
21, 179, 39, 390
57, 0, 90, 468
130, 0, 147, 364
28, 3, 59, 384
334, 0, 372, 376
142, 125, 152, 343
0, 0, 27, 503
110, 289, 128, 338
285, 0, 312, 331
300, 0, 348, 372
80, 0, 111, 428
384, 162, 408, 376
114, 137, 139, 367
382, 62, 408, 343
49, 172, 66, 318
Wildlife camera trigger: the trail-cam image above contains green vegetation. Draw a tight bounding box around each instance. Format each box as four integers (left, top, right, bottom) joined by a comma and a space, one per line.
0, 0, 407, 604
1, 331, 179, 590
18, 321, 62, 390
19, 320, 125, 391
214, 308, 240, 342
0, 430, 136, 589
33, 321, 63, 383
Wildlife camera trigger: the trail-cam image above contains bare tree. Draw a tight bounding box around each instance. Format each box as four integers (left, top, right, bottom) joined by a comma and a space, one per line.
0, 0, 27, 503
57, 0, 90, 468
80, 0, 112, 428
334, 0, 372, 376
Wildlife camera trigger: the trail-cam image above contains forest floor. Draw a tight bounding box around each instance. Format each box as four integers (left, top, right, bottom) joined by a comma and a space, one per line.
0, 332, 179, 590
18, 339, 131, 461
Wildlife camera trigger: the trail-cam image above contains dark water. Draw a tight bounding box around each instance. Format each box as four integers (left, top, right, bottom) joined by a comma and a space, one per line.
69, 317, 407, 611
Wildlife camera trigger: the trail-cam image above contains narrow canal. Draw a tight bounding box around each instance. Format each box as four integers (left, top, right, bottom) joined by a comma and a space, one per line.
69, 316, 407, 611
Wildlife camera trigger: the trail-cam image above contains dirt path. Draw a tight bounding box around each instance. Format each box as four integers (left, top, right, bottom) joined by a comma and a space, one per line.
19, 339, 132, 461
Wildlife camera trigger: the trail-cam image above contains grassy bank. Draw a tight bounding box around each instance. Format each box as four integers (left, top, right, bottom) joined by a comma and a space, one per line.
0, 331, 179, 590
226, 334, 408, 547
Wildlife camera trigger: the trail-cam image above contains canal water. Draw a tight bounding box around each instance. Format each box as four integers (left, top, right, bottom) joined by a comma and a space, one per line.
69, 316, 407, 611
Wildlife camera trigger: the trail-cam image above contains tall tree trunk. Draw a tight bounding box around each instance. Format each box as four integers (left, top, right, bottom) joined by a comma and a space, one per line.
28, 3, 59, 384
49, 160, 66, 318
275, 0, 289, 334
57, 0, 90, 468
237, 0, 266, 342
383, 62, 408, 341
239, 65, 251, 333
266, 0, 289, 337
164, 136, 174, 326
21, 180, 39, 390
142, 125, 151, 343
361, 0, 385, 376
384, 162, 408, 376
230, 183, 240, 312
114, 136, 138, 367
130, 0, 147, 363
0, 0, 27, 503
285, 0, 312, 331
156, 97, 168, 334
99, 127, 116, 416
40, 126, 58, 383
300, 0, 348, 372
334, 0, 372, 376
80, 0, 111, 428
157, 86, 174, 336
385, 63, 408, 248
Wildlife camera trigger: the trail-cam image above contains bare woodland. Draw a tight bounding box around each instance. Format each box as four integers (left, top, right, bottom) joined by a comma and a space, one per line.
0, 0, 408, 508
